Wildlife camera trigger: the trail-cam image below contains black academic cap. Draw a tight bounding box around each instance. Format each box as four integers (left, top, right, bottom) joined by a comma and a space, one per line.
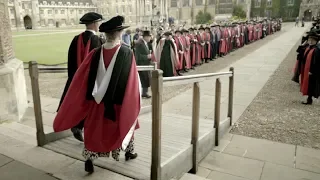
182, 28, 189, 33
307, 30, 320, 40
163, 31, 172, 36
142, 30, 152, 36
175, 29, 182, 34
99, 16, 129, 33
198, 26, 205, 30
79, 12, 103, 24
188, 27, 194, 31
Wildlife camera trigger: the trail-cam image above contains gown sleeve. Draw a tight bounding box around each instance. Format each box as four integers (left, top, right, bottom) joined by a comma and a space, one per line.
53, 50, 96, 132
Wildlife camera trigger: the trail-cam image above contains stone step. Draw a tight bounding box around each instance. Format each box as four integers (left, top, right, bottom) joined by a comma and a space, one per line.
179, 173, 208, 180
0, 122, 37, 145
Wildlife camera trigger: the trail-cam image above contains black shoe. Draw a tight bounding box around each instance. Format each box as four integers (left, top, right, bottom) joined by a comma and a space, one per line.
125, 152, 138, 161
184, 69, 189, 72
142, 94, 151, 99
302, 97, 313, 105
71, 128, 84, 142
85, 160, 94, 173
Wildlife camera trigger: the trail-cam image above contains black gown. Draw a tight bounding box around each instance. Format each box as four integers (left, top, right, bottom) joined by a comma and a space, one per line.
159, 39, 175, 77
57, 31, 104, 111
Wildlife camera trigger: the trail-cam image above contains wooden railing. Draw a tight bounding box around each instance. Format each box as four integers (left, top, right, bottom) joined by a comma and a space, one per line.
150, 68, 234, 179
28, 61, 157, 146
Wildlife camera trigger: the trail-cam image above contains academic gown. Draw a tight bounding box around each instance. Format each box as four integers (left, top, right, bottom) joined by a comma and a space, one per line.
156, 38, 178, 77
220, 29, 227, 54
300, 45, 320, 98
57, 31, 104, 111
54, 44, 141, 153
135, 39, 152, 88
174, 36, 185, 70
292, 44, 308, 83
188, 34, 197, 65
182, 35, 192, 69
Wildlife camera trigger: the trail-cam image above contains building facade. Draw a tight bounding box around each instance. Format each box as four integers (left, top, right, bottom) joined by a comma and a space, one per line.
236, 0, 251, 18
250, 0, 301, 21
96, 0, 153, 26
8, 0, 97, 29
299, 0, 320, 21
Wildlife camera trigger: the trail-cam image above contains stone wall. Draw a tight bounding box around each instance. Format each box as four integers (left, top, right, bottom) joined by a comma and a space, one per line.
0, 0, 14, 65
0, 0, 28, 122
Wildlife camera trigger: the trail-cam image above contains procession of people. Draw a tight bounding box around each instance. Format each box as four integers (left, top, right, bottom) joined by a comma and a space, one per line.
53, 11, 285, 174
292, 18, 320, 105
132, 19, 282, 78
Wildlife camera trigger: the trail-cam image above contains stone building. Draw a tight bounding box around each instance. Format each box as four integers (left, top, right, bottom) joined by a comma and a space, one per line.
299, 0, 320, 21
95, 0, 153, 26
8, 0, 97, 29
250, 0, 301, 21
236, 0, 251, 19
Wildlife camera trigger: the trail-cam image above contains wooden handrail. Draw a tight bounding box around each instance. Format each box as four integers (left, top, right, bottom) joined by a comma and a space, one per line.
163, 71, 232, 86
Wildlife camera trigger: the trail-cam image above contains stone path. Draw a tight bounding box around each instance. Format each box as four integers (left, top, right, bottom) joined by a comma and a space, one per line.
0, 153, 59, 180
180, 134, 320, 180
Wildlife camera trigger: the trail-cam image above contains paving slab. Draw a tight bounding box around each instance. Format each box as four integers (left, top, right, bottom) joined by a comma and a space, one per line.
223, 135, 295, 167
0, 154, 13, 167
196, 166, 211, 178
0, 160, 59, 180
207, 170, 250, 180
296, 146, 320, 174
53, 160, 133, 180
261, 162, 320, 180
199, 151, 264, 180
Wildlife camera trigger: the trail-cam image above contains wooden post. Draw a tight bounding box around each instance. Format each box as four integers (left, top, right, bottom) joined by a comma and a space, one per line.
189, 82, 200, 174
214, 78, 221, 146
153, 61, 157, 70
228, 67, 234, 126
28, 61, 46, 146
151, 69, 163, 180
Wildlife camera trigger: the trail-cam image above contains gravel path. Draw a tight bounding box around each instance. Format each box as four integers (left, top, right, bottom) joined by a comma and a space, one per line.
24, 26, 289, 106
230, 39, 320, 149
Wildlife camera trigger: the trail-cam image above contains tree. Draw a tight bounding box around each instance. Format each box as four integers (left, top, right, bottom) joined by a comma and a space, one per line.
195, 11, 212, 24
232, 4, 246, 18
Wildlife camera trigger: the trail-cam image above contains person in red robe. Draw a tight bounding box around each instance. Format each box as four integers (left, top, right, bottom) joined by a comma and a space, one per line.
204, 27, 212, 62
187, 27, 197, 67
57, 12, 104, 142
174, 29, 186, 72
219, 25, 227, 56
197, 26, 206, 63
53, 15, 140, 173
182, 29, 192, 69
300, 30, 320, 105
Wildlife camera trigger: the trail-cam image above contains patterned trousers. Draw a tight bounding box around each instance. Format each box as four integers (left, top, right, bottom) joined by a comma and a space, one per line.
82, 138, 135, 161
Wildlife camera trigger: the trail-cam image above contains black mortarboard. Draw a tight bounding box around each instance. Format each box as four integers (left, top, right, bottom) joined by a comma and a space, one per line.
79, 12, 103, 24
175, 29, 182, 34
142, 30, 151, 36
182, 29, 189, 33
188, 27, 194, 31
163, 31, 172, 36
205, 26, 210, 30
307, 30, 320, 40
99, 16, 129, 33
198, 26, 205, 30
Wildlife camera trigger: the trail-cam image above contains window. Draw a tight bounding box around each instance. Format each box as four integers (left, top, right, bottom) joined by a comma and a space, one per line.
10, 8, 14, 15
171, 0, 177, 7
40, 10, 44, 14
55, 10, 58, 14
287, 0, 294, 5
122, 5, 125, 13
11, 19, 15, 26
265, 9, 271, 17
79, 10, 83, 14
128, 5, 132, 13
48, 10, 52, 14
195, 0, 202, 5
255, 0, 261, 7
70, 10, 74, 14
266, 0, 272, 6
147, 4, 151, 11
40, 20, 45, 26
61, 10, 65, 14
208, 0, 215, 5
287, 9, 293, 17
48, 19, 54, 24
182, 0, 189, 6
116, 6, 118, 14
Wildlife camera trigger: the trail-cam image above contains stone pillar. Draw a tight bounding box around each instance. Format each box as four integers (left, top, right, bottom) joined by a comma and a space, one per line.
0, 0, 28, 122
13, 0, 23, 29
31, 0, 40, 29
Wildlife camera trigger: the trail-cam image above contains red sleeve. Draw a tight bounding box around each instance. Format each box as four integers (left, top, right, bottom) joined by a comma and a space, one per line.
119, 55, 141, 138
53, 50, 95, 132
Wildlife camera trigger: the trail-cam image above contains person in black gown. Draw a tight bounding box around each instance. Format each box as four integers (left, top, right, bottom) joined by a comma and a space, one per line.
57, 12, 104, 142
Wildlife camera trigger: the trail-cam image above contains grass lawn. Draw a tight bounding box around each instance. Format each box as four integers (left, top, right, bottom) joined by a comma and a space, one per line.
13, 31, 80, 65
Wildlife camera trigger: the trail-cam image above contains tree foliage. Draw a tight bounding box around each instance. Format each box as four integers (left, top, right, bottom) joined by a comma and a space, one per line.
232, 5, 246, 19
195, 11, 212, 24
